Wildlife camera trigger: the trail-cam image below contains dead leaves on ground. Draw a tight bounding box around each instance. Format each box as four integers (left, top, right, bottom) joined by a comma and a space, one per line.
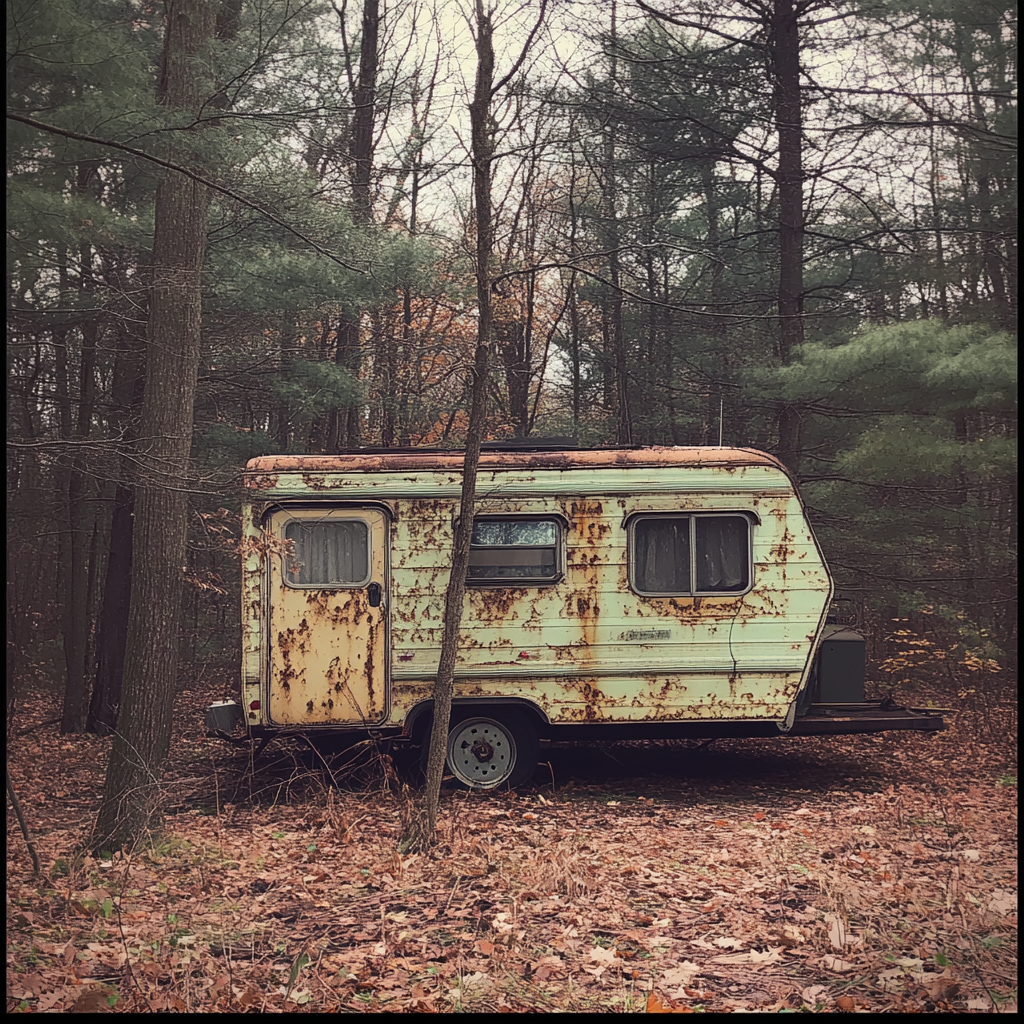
5, 684, 1018, 1013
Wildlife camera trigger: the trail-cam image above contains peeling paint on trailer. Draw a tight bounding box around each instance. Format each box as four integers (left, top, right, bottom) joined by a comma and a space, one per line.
265, 508, 389, 727
240, 447, 833, 736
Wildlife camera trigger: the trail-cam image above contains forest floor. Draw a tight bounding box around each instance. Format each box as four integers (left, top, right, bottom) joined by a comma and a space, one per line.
6, 676, 1017, 1014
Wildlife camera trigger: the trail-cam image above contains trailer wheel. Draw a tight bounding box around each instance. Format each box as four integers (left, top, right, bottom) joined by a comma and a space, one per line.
441, 711, 539, 791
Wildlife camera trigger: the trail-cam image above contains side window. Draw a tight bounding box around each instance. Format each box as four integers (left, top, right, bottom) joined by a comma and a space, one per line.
468, 518, 561, 583
631, 514, 751, 596
283, 519, 369, 587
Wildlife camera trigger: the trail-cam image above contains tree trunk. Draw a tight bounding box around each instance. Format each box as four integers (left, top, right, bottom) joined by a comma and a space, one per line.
88, 483, 133, 735
61, 303, 100, 733
88, 318, 145, 735
565, 157, 583, 431
59, 464, 91, 733
928, 125, 949, 319
330, 317, 362, 450
414, 0, 495, 847
567, 281, 582, 429
6, 542, 24, 736
351, 0, 380, 223
395, 159, 423, 445
274, 315, 296, 451
605, 0, 631, 445
53, 309, 92, 734
6, 386, 47, 736
770, 0, 803, 466
498, 320, 531, 436
611, 265, 631, 444
329, 0, 380, 452
92, 0, 217, 851
56, 161, 104, 735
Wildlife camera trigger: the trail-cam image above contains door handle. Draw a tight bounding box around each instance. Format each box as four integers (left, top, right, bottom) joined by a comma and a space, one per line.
367, 582, 382, 608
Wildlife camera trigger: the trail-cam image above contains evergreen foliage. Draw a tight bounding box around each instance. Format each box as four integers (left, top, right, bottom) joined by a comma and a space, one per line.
5, 0, 1017, 754
775, 322, 1015, 652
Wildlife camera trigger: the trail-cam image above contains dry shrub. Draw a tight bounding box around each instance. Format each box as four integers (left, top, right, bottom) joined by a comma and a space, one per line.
511, 838, 594, 898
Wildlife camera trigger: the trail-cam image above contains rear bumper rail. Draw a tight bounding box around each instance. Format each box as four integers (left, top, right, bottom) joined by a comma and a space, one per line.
790, 701, 946, 736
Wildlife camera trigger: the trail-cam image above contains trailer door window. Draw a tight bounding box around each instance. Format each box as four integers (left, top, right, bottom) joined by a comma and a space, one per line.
631, 514, 750, 596
283, 519, 370, 587
469, 518, 560, 582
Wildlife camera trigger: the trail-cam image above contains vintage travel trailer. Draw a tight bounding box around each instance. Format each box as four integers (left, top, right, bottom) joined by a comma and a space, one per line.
206, 443, 943, 789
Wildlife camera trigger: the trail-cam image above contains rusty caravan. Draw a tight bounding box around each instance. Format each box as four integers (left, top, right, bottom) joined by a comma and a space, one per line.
205, 444, 944, 789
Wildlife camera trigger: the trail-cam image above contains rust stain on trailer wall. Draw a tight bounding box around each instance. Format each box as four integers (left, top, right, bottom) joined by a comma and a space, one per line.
770, 526, 795, 562
244, 450, 832, 734
471, 587, 526, 622
560, 498, 612, 672
266, 508, 388, 727
245, 473, 279, 490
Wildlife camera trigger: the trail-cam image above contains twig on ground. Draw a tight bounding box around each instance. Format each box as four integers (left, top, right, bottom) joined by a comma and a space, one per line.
6, 767, 42, 876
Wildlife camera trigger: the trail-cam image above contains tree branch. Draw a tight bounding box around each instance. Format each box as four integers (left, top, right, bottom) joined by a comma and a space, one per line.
492, 0, 549, 97
7, 112, 367, 274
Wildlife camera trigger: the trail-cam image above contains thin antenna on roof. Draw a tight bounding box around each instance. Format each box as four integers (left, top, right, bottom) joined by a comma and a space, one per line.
718, 395, 724, 447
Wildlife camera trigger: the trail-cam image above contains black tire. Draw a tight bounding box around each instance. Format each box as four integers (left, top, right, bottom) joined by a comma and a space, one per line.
422, 709, 539, 791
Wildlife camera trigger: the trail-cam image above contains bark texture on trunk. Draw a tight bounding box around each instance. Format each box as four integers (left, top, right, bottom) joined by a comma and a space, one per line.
351, 0, 379, 223
771, 0, 804, 467
93, 0, 217, 850
89, 323, 145, 735
88, 484, 133, 735
329, 0, 380, 452
413, 0, 495, 847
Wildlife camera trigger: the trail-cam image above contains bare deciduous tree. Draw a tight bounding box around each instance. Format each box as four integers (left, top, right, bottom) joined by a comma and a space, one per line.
412, 0, 549, 847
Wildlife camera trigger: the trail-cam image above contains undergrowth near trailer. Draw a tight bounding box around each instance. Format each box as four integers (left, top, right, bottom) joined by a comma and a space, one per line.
6, 679, 1017, 1013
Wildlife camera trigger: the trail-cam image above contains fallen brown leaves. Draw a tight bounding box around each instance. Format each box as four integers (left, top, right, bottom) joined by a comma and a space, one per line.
5, 677, 1017, 1013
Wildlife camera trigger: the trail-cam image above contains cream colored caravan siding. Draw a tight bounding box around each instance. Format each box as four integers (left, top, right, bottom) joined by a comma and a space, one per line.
385, 469, 829, 724
239, 504, 264, 725
241, 450, 832, 730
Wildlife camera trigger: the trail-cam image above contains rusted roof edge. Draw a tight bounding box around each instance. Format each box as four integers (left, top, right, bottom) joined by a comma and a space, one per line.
245, 446, 789, 477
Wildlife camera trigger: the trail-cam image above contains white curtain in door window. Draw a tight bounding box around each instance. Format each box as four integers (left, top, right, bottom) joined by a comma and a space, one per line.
284, 520, 369, 585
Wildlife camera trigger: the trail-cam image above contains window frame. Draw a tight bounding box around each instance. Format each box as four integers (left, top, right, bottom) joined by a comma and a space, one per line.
628, 512, 755, 598
466, 514, 565, 587
280, 514, 373, 589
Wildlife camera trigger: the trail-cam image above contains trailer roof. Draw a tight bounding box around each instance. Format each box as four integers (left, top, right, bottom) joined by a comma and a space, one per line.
245, 446, 789, 478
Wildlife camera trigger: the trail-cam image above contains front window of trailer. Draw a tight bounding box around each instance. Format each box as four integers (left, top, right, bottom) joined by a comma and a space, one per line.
468, 518, 561, 583
631, 514, 751, 596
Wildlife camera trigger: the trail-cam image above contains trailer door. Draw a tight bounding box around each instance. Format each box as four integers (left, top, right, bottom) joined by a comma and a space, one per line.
267, 509, 388, 727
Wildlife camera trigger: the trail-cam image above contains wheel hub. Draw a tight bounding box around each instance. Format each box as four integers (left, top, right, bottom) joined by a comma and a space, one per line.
470, 739, 495, 762
447, 718, 517, 789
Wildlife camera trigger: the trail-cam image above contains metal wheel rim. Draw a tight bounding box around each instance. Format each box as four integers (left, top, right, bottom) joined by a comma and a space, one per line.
447, 717, 517, 789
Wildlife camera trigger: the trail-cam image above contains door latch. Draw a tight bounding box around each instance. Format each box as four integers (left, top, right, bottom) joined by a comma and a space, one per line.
367, 581, 382, 608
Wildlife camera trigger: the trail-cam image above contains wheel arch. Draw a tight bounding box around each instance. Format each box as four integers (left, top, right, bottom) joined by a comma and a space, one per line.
404, 697, 549, 743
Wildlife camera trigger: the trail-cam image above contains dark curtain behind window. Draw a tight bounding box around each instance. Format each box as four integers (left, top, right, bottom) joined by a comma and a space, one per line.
634, 518, 690, 592
695, 517, 747, 591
